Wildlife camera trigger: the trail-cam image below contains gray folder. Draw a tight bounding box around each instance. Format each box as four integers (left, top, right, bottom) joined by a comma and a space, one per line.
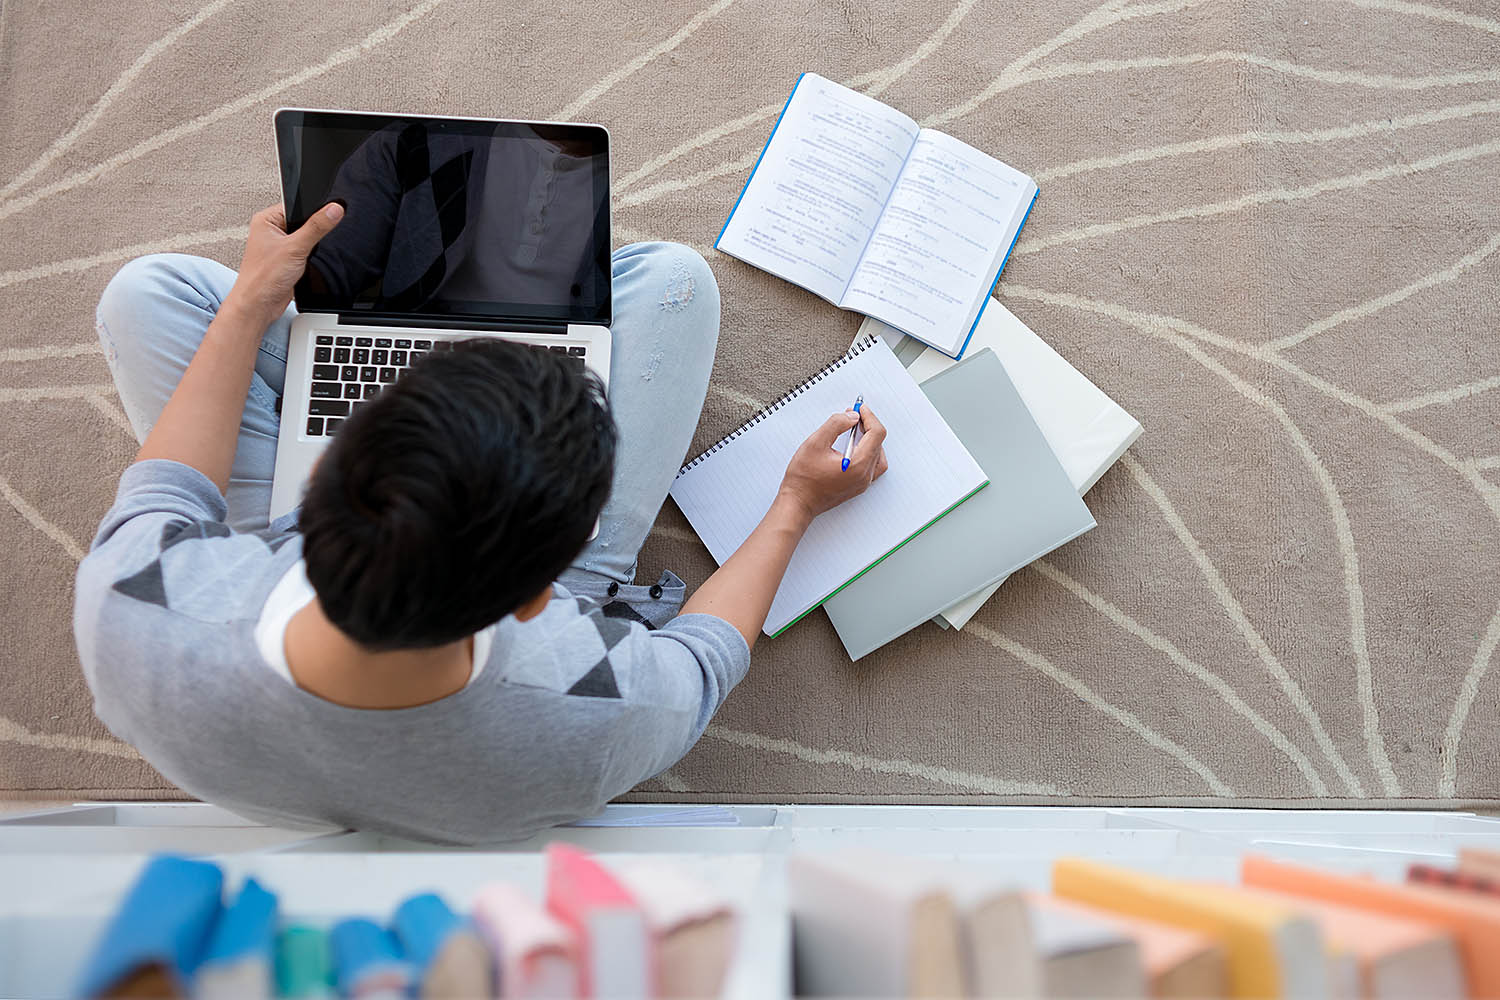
823, 348, 1096, 659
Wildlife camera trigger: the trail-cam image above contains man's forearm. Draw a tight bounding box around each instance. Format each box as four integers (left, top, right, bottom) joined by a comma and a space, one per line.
133, 201, 343, 495
135, 301, 268, 495
678, 493, 813, 650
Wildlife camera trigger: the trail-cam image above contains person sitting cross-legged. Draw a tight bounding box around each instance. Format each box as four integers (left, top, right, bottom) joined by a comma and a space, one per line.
73, 203, 887, 844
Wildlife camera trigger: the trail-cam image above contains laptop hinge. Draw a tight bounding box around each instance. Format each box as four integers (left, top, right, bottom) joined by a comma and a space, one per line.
336, 313, 571, 335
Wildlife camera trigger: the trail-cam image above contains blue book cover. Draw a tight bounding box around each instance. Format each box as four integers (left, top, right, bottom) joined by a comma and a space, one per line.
392, 892, 493, 995
391, 893, 460, 973
329, 918, 409, 996
200, 878, 277, 965
195, 878, 277, 995
73, 855, 224, 998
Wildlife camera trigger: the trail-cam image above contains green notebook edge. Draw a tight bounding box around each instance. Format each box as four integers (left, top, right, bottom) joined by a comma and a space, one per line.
768, 478, 991, 638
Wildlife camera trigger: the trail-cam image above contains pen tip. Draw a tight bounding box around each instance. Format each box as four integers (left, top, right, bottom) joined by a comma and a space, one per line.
841, 458, 850, 471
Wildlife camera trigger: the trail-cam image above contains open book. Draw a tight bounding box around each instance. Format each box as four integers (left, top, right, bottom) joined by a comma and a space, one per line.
716, 72, 1038, 358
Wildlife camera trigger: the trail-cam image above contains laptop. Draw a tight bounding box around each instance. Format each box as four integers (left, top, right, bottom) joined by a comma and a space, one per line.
268, 109, 613, 521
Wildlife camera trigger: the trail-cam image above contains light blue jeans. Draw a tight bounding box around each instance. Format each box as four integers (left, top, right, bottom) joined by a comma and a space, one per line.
95, 242, 721, 593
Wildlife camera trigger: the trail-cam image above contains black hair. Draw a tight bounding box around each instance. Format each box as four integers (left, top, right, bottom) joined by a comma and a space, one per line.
300, 339, 615, 650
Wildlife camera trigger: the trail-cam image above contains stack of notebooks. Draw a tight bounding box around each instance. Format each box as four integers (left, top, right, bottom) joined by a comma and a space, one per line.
672, 73, 1141, 657
791, 848, 1500, 998
73, 846, 738, 999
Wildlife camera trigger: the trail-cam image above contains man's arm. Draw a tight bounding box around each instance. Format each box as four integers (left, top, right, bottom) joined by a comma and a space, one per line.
679, 406, 888, 649
135, 203, 343, 493
582, 405, 890, 803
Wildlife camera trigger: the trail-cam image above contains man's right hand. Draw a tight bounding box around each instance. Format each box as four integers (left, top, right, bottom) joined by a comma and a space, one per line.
777, 406, 889, 523
222, 202, 345, 330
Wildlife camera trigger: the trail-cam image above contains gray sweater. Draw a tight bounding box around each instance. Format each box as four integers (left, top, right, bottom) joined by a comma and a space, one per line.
73, 460, 749, 845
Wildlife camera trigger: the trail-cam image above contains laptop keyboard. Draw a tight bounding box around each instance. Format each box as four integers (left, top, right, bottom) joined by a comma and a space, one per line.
302, 333, 590, 437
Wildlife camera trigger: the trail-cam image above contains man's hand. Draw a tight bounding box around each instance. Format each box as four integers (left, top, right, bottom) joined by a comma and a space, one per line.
777, 406, 889, 524
222, 202, 344, 330
680, 408, 889, 647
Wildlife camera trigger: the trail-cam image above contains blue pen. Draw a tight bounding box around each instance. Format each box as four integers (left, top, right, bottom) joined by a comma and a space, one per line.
841, 395, 864, 471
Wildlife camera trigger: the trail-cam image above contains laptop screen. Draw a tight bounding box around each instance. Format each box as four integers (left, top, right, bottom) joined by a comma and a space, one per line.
275, 110, 610, 325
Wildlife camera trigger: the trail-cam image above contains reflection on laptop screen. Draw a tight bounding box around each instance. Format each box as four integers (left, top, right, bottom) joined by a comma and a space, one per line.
276, 110, 611, 324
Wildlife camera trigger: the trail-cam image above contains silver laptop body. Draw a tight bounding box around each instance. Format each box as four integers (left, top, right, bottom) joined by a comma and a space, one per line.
268, 109, 613, 521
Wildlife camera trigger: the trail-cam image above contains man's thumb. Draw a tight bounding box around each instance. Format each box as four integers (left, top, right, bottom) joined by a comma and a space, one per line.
292, 201, 344, 250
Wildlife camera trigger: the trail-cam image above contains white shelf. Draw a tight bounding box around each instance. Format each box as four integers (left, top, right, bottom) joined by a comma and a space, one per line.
1, 803, 1496, 998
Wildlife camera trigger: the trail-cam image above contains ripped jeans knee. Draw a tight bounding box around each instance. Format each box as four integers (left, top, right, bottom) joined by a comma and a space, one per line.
659, 256, 699, 312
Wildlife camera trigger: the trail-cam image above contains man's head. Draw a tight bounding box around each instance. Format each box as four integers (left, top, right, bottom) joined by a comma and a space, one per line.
300, 339, 615, 650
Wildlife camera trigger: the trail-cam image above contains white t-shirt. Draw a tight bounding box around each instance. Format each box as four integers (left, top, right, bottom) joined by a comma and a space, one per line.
253, 560, 493, 687
440, 140, 597, 301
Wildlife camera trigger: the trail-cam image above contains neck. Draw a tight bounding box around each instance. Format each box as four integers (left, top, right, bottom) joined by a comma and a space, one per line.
284, 602, 471, 709
283, 586, 555, 710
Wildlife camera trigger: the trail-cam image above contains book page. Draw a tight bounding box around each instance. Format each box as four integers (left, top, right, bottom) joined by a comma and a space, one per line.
669, 336, 987, 636
716, 73, 919, 303
840, 130, 1037, 354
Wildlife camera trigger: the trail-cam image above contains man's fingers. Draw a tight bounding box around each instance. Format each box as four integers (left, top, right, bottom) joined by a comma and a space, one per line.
871, 448, 889, 481
850, 404, 886, 465
289, 201, 345, 253
808, 409, 860, 450
258, 204, 288, 232
857, 404, 887, 447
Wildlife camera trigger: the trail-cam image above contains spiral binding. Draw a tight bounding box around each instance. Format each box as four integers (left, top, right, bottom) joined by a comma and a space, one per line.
676, 334, 880, 478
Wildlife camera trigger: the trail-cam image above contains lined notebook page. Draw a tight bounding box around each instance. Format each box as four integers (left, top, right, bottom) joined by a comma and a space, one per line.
670, 335, 987, 636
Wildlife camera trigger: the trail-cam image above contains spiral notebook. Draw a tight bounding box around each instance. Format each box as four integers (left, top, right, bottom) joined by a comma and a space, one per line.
669, 334, 988, 636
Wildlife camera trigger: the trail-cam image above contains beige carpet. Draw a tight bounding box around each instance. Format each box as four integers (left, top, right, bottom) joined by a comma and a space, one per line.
2, 0, 1498, 807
